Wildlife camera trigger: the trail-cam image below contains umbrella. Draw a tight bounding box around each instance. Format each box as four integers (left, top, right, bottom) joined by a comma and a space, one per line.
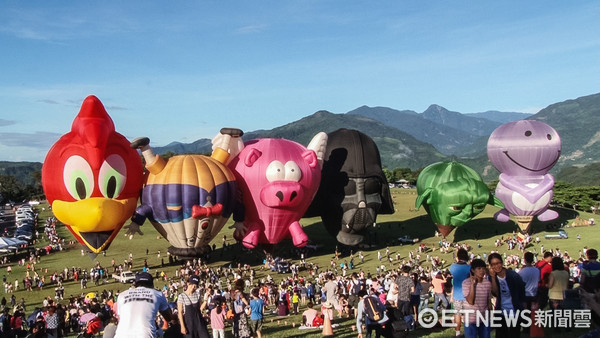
79, 312, 97, 324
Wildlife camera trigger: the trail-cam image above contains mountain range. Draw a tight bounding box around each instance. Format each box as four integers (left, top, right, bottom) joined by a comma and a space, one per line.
2, 93, 599, 186
152, 92, 600, 182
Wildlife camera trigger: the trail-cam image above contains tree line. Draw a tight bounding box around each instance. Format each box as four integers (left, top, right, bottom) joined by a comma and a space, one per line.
1, 168, 598, 214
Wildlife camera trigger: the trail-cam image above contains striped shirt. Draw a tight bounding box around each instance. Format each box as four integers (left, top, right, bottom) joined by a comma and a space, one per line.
461, 278, 491, 323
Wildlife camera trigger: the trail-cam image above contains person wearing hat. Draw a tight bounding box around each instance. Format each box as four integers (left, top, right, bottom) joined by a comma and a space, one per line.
177, 275, 210, 338
114, 272, 172, 338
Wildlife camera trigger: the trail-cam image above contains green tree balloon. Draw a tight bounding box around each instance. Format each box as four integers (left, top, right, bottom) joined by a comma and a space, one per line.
415, 161, 503, 237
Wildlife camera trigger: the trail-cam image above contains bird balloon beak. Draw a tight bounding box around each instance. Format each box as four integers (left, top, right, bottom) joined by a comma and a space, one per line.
52, 197, 138, 232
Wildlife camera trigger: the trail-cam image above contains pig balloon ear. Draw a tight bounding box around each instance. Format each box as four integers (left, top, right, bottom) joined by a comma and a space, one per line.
307, 132, 328, 169
302, 150, 318, 168
244, 148, 262, 167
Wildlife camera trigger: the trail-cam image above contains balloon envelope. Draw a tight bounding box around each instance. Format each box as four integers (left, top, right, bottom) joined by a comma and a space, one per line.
487, 120, 561, 232
136, 154, 237, 259
416, 161, 502, 236
305, 129, 394, 246
229, 136, 324, 249
42, 96, 144, 254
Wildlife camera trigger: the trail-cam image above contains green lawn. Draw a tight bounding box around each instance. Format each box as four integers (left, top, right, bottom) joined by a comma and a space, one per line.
4, 188, 598, 337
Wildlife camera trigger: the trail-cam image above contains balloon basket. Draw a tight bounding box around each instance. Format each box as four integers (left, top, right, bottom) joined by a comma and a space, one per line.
514, 216, 533, 233
436, 224, 456, 237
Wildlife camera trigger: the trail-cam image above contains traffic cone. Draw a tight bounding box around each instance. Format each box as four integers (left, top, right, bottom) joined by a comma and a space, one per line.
530, 302, 544, 337
322, 314, 334, 336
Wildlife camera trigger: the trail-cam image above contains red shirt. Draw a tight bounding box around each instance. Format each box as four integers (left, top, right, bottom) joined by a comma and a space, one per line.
536, 260, 552, 287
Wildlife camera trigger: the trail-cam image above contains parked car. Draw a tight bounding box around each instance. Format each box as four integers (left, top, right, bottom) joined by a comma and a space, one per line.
275, 260, 290, 274
397, 235, 419, 245
15, 230, 34, 241
113, 271, 136, 283
544, 229, 568, 240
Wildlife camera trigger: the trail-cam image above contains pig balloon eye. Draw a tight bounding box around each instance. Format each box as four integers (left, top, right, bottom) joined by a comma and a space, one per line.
266, 161, 285, 182
284, 161, 302, 182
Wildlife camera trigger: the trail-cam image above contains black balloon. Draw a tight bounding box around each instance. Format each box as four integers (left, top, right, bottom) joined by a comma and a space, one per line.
306, 129, 394, 246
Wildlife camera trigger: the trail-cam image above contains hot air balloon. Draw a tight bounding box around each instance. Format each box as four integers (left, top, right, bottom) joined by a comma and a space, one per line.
487, 120, 561, 232
415, 161, 503, 237
42, 95, 144, 255
228, 133, 327, 249
126, 128, 241, 259
305, 129, 394, 246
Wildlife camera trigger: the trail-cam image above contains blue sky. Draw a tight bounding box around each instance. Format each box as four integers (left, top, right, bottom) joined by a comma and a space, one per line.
1, 1, 598, 162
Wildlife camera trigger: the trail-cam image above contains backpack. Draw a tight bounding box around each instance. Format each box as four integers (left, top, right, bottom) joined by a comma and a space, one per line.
363, 296, 384, 322
403, 315, 415, 330
391, 319, 409, 338
312, 315, 324, 327
233, 295, 245, 314
349, 280, 361, 296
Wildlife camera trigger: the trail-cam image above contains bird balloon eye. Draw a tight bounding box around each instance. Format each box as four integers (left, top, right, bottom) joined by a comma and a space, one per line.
63, 155, 94, 201
525, 130, 532, 137
547, 134, 552, 140
99, 154, 127, 199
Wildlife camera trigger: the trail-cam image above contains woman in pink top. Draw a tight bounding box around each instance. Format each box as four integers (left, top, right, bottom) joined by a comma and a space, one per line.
462, 259, 492, 338
210, 299, 227, 338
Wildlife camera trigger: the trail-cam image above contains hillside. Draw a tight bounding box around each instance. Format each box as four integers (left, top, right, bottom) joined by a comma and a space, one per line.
0, 161, 42, 186
6, 93, 599, 187
346, 106, 481, 154
555, 162, 600, 186
242, 110, 449, 170
421, 104, 501, 136
466, 110, 533, 123
150, 111, 448, 170
532, 93, 600, 172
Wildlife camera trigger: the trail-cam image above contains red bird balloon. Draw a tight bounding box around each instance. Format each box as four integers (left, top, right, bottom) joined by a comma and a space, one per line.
42, 95, 144, 254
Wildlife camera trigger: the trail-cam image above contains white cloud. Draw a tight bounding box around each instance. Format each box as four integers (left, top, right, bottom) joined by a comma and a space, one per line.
234, 24, 267, 34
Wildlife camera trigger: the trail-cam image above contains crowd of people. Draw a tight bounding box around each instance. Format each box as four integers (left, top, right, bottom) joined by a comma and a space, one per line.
0, 215, 598, 338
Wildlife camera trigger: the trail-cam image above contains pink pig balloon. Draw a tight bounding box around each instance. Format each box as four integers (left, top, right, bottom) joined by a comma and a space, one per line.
229, 133, 327, 249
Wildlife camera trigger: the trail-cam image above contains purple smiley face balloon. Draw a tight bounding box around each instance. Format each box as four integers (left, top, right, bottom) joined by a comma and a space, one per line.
487, 120, 561, 176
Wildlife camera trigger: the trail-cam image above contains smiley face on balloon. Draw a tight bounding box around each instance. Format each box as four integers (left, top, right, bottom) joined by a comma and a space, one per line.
487, 120, 561, 232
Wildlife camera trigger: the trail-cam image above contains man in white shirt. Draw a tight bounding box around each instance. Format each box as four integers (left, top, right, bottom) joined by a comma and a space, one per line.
114, 272, 172, 338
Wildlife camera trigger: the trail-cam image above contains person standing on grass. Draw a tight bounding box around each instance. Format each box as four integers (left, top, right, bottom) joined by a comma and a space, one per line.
535, 251, 553, 310
395, 265, 412, 316
249, 288, 265, 338
547, 257, 569, 312
231, 279, 251, 338
462, 259, 492, 338
518, 250, 539, 333
579, 248, 600, 293
291, 291, 299, 315
114, 272, 172, 338
177, 275, 210, 338
210, 297, 227, 338
449, 248, 471, 337
432, 271, 449, 311
488, 253, 525, 338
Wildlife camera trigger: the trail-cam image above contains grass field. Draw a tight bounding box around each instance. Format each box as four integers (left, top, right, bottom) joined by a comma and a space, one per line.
4, 188, 598, 337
